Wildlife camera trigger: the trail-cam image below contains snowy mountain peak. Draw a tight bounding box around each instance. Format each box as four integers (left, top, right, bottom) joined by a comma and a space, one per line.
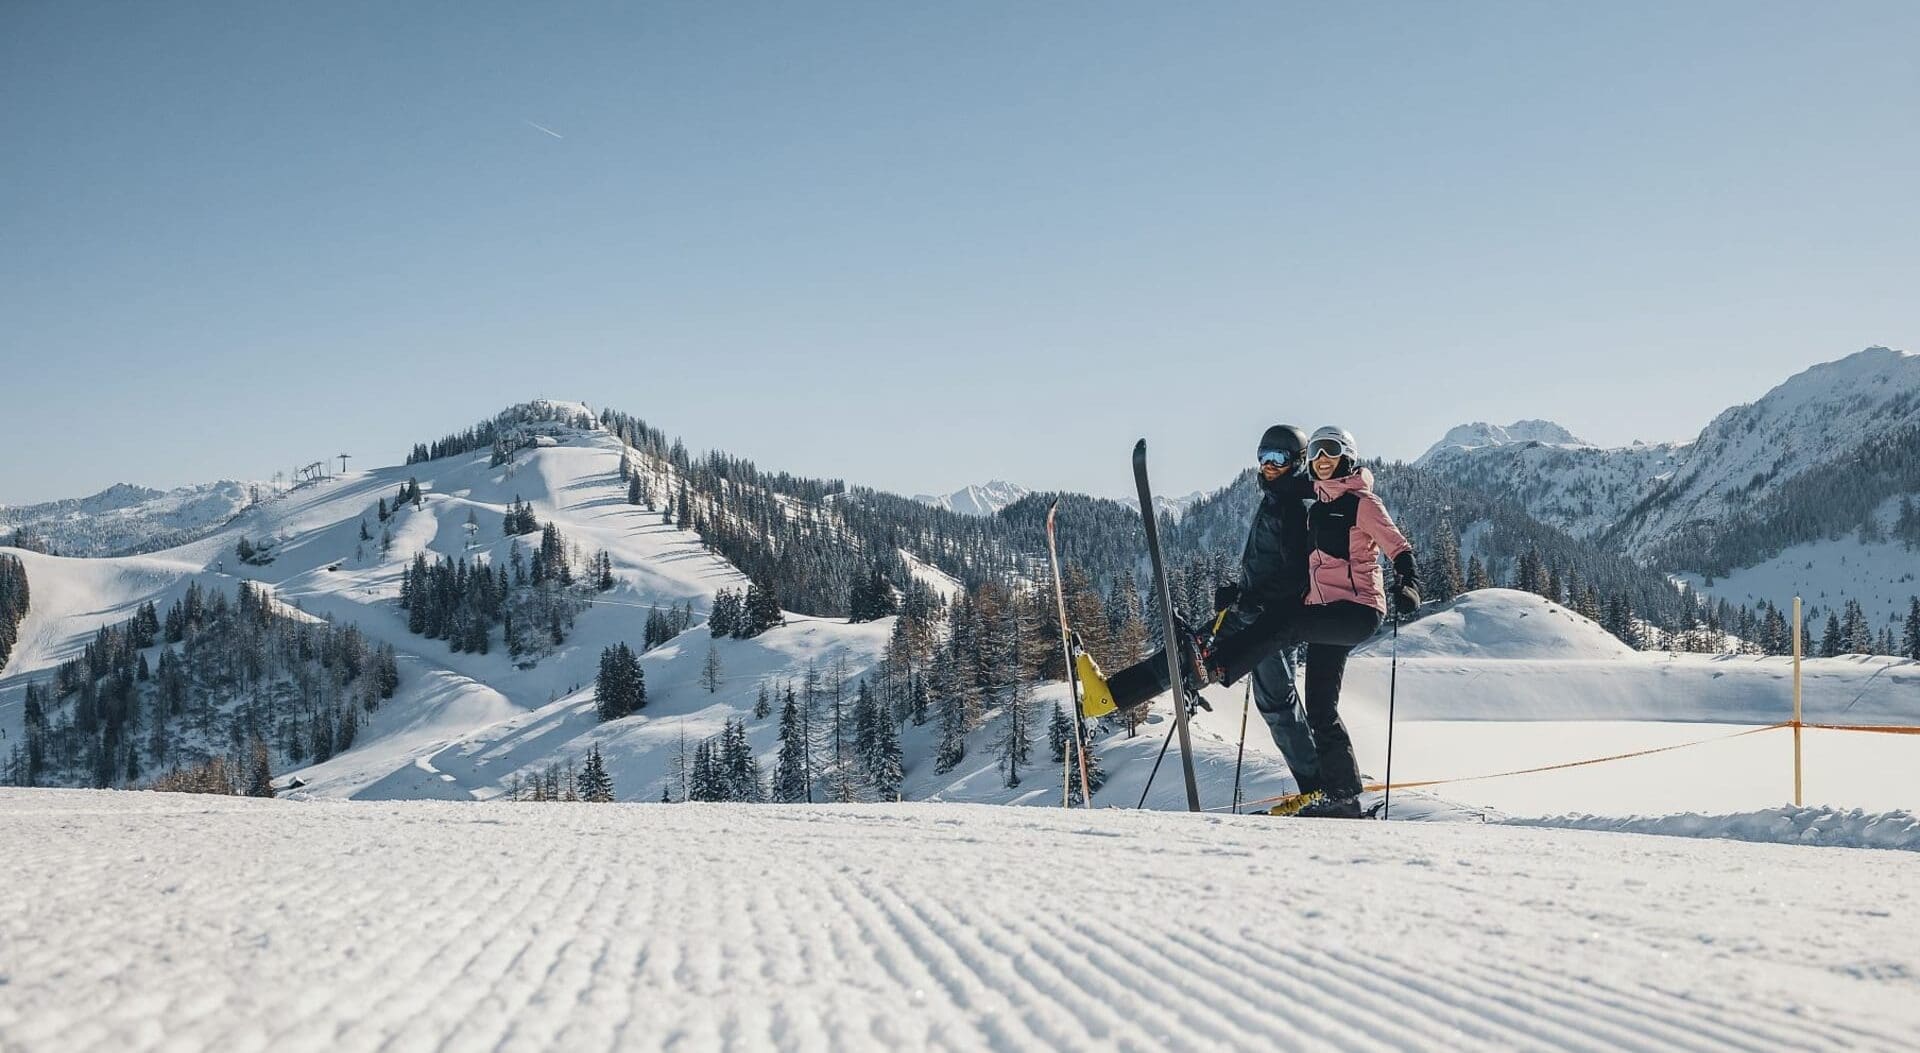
1155, 490, 1206, 522
1418, 420, 1589, 463
913, 480, 1031, 517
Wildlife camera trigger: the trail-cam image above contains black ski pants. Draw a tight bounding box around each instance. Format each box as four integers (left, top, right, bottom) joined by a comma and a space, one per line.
1213, 599, 1381, 799
1101, 600, 1380, 799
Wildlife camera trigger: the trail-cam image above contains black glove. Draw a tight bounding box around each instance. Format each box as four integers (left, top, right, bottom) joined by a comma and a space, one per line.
1213, 583, 1241, 613
1391, 552, 1420, 616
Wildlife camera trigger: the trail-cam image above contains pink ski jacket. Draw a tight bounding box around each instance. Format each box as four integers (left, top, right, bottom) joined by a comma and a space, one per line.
1305, 468, 1413, 614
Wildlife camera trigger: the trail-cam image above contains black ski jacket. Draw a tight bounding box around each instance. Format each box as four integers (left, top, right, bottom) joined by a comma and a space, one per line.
1236, 472, 1314, 618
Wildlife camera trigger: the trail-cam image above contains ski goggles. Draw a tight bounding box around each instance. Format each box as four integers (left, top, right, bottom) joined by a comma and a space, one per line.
1308, 438, 1351, 460
1257, 449, 1295, 469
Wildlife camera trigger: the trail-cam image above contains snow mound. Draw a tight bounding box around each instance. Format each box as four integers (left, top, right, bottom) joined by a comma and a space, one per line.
1510, 805, 1920, 853
1367, 589, 1636, 660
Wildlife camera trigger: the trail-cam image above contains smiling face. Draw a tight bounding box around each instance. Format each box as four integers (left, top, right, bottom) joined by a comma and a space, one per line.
1311, 451, 1341, 479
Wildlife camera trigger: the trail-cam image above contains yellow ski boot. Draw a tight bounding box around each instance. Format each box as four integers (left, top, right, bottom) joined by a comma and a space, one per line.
1074, 647, 1118, 718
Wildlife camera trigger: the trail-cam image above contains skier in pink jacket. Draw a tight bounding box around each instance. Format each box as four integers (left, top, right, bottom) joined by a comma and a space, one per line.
1093, 426, 1420, 818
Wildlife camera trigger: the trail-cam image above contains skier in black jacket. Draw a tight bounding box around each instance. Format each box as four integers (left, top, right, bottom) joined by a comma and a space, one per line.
1216, 425, 1323, 799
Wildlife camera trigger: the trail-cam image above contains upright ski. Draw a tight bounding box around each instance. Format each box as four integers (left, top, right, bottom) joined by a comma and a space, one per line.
1132, 439, 1201, 813
1045, 501, 1094, 808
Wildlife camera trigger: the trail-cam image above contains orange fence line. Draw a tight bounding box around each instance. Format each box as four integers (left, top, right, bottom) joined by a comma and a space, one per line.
1221, 722, 1792, 814
1800, 723, 1920, 736
1217, 719, 1920, 815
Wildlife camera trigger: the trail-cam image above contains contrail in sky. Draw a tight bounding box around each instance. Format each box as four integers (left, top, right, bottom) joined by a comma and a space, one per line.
524, 120, 564, 139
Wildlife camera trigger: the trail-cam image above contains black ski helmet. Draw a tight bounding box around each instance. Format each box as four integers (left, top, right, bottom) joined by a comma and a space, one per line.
1258, 424, 1308, 464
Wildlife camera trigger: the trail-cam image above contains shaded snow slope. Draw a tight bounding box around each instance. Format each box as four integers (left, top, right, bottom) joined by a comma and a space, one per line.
1678, 525, 1919, 639
4, 788, 1917, 1052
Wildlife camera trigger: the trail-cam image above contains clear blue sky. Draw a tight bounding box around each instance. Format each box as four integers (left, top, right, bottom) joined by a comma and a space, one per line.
3, 1, 1916, 505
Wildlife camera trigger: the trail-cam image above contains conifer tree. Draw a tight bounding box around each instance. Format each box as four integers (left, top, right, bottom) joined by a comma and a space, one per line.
869, 709, 903, 801
1422, 524, 1465, 606
1466, 555, 1492, 591
1820, 611, 1843, 657
247, 739, 274, 798
701, 643, 723, 693
595, 643, 646, 721
1841, 599, 1873, 654
754, 680, 772, 719
772, 693, 810, 802
579, 744, 616, 802
1904, 597, 1920, 660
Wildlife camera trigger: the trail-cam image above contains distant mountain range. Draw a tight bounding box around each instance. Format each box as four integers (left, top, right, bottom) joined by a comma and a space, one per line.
1411, 346, 1920, 623
1, 480, 255, 557
916, 481, 1206, 522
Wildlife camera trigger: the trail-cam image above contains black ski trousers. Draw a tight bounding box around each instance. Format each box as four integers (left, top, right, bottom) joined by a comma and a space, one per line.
1216, 599, 1381, 799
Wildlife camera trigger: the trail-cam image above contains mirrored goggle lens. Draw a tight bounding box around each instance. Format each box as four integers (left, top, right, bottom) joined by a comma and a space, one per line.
1309, 439, 1348, 459
1258, 449, 1293, 467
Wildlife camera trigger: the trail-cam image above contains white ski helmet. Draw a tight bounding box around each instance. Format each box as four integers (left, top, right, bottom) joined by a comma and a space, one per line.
1308, 426, 1357, 462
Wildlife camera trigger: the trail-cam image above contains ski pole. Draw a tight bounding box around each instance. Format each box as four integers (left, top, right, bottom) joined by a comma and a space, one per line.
1136, 714, 1178, 809
1230, 679, 1251, 814
1383, 613, 1399, 820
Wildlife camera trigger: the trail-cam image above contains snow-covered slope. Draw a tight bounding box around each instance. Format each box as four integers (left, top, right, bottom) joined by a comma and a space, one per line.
0, 480, 255, 556
1415, 347, 1920, 585
0, 412, 791, 797
1623, 347, 1920, 550
913, 480, 1030, 517
6, 787, 1918, 1052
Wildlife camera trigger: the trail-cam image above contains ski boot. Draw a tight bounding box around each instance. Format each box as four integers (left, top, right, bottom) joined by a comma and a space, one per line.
1072, 633, 1119, 718
1172, 614, 1218, 697
1295, 793, 1366, 820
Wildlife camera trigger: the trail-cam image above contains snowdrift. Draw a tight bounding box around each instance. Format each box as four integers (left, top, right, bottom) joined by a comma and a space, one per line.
1374, 588, 1636, 660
